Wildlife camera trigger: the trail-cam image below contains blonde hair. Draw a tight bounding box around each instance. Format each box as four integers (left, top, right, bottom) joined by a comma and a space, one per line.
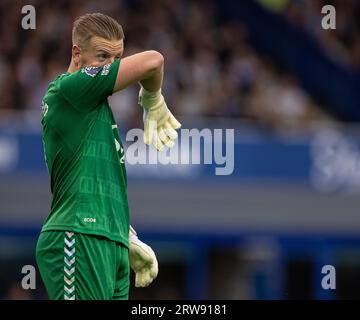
72, 13, 124, 49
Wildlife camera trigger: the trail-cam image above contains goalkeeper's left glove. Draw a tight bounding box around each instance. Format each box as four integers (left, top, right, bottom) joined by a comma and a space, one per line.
129, 225, 159, 287
138, 86, 181, 151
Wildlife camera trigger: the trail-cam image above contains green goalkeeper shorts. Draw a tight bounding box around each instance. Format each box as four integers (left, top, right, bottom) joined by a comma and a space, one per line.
36, 231, 130, 300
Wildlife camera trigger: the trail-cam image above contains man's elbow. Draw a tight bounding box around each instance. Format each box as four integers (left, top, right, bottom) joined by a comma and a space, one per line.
147, 50, 164, 73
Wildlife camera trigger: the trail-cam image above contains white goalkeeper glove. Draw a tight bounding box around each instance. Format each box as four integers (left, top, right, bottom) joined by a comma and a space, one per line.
138, 86, 181, 151
129, 225, 158, 288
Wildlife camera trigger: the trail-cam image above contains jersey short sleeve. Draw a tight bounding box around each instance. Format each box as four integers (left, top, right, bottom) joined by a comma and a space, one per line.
60, 59, 120, 112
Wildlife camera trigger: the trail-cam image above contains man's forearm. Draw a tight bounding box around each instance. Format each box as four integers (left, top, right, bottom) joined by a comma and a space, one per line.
113, 50, 164, 92
139, 56, 164, 92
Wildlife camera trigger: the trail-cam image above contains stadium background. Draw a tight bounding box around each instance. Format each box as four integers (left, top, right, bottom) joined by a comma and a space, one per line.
1, 0, 360, 299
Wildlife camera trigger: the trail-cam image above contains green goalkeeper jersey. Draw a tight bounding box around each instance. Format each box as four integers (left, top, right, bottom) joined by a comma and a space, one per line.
41, 60, 129, 247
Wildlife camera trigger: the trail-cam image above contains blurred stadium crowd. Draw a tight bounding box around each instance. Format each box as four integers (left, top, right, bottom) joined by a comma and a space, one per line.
283, 0, 360, 70
2, 0, 359, 132
1, 0, 360, 301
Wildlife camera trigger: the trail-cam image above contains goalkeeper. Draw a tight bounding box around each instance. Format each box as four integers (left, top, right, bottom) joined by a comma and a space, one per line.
35, 13, 181, 300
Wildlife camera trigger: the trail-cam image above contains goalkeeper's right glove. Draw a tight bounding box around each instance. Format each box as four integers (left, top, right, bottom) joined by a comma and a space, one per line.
138, 86, 181, 151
